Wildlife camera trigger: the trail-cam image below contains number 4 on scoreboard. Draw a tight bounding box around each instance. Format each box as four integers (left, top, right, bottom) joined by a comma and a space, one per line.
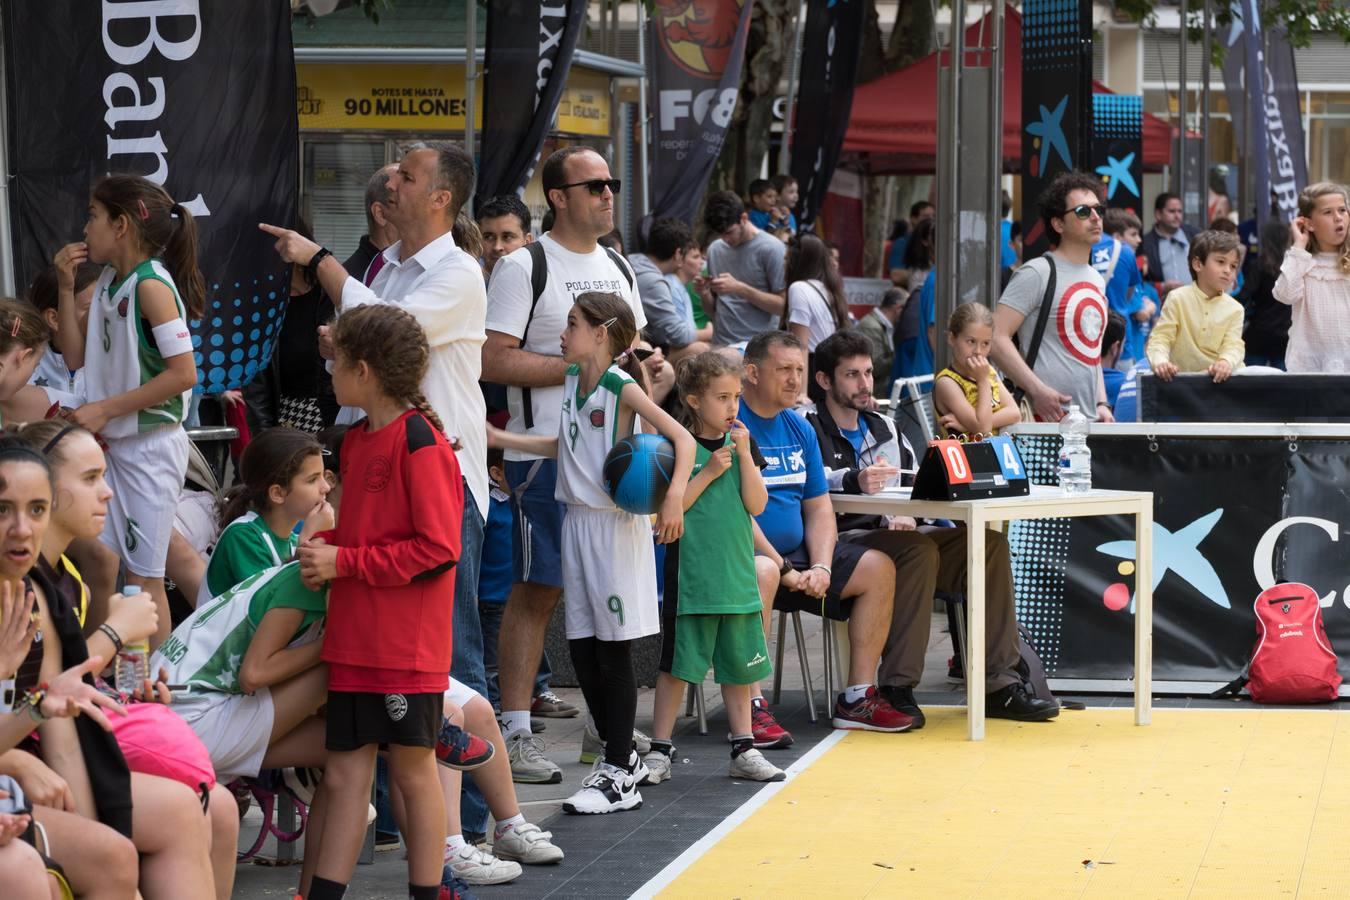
985, 434, 1026, 482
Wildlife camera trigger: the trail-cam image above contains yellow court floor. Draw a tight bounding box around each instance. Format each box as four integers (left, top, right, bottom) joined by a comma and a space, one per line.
654, 706, 1350, 899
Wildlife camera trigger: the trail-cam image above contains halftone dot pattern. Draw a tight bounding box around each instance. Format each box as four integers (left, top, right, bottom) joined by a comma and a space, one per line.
1092, 93, 1142, 140
190, 273, 289, 393
1023, 0, 1083, 73
1008, 434, 1068, 672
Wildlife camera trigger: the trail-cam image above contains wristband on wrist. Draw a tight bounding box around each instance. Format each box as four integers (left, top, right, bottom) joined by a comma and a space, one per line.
809, 563, 832, 576
307, 246, 333, 275
23, 685, 48, 722
778, 558, 793, 576
98, 622, 124, 654
1, 678, 15, 713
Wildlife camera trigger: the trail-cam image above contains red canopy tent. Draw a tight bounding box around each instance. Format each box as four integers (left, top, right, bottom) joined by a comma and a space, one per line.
841, 6, 1174, 173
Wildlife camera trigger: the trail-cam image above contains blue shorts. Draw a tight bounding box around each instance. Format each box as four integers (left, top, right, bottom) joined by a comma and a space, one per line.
505, 458, 566, 588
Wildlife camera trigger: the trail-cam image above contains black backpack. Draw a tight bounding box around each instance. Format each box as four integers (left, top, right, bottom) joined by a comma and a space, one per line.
512, 240, 634, 429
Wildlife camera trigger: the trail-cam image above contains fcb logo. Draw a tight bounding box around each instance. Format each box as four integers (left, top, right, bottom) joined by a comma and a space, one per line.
653, 0, 745, 78
589, 408, 605, 428
1055, 281, 1107, 366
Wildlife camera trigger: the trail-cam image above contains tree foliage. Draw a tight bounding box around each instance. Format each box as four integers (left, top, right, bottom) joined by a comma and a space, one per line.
1113, 0, 1350, 63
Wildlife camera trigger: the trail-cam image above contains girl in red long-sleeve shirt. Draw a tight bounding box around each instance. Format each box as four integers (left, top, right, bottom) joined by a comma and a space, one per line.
296, 304, 466, 900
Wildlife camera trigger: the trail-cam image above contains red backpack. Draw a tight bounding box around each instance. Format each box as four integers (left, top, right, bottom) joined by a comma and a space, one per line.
1220, 583, 1343, 704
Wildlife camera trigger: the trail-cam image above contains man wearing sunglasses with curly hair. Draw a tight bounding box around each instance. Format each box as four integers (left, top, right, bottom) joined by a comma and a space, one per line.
992, 171, 1116, 424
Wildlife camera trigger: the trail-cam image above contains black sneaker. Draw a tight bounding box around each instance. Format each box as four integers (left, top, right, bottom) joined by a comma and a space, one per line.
879, 686, 926, 730
986, 682, 1060, 722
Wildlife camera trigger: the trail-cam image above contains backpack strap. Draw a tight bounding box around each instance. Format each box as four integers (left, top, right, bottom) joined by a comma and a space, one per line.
602, 246, 635, 290
1209, 666, 1250, 699
518, 241, 550, 430
1013, 256, 1058, 403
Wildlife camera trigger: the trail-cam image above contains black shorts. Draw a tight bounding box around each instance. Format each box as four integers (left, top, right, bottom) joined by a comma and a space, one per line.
765, 540, 869, 621
325, 690, 442, 752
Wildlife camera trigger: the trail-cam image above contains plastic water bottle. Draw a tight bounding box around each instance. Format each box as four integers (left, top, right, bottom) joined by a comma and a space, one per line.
114, 586, 150, 695
1058, 405, 1092, 495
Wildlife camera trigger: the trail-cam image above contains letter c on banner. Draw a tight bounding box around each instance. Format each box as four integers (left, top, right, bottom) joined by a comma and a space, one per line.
1252, 516, 1339, 607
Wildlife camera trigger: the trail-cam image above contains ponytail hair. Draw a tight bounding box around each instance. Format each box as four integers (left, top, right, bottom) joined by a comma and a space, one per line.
0, 298, 52, 356
331, 304, 447, 434
572, 291, 646, 388
91, 175, 206, 318
217, 427, 323, 528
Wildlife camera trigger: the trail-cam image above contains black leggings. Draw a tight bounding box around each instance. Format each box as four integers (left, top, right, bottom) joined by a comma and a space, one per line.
568, 636, 637, 769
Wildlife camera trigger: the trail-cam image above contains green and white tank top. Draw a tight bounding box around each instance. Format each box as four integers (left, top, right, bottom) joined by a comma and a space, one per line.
153, 562, 327, 696
556, 363, 635, 510
86, 259, 191, 438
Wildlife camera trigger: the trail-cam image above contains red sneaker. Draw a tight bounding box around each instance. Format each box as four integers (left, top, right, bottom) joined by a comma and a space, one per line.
831, 686, 914, 733
749, 699, 794, 749
435, 718, 495, 771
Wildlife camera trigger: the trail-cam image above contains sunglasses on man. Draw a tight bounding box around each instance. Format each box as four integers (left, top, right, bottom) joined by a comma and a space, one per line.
1062, 203, 1105, 220
555, 178, 622, 197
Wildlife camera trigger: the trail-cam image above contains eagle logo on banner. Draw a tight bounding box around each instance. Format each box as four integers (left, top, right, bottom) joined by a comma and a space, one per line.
653, 0, 745, 77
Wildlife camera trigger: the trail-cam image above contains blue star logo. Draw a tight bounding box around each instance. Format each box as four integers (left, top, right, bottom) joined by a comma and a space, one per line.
1095, 153, 1139, 200
1096, 509, 1231, 610
1026, 95, 1072, 174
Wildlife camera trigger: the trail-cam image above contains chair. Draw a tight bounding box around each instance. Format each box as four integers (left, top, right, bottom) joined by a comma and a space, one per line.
889, 374, 939, 449
770, 610, 852, 722
683, 679, 708, 735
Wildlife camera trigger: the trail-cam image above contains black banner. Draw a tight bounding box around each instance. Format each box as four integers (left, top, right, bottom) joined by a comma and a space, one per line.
1090, 93, 1143, 216
646, 0, 753, 226
1140, 373, 1350, 423
477, 0, 587, 210
1010, 432, 1350, 689
3, 0, 297, 393
788, 0, 865, 228
1018, 0, 1093, 258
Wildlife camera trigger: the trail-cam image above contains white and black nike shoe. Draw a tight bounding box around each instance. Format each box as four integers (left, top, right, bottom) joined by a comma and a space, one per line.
562, 762, 643, 815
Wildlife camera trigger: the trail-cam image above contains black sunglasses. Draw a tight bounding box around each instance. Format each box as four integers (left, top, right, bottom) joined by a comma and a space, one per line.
555, 178, 621, 197
1063, 203, 1106, 220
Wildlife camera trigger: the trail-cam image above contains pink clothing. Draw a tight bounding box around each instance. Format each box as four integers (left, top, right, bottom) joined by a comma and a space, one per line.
1273, 248, 1350, 372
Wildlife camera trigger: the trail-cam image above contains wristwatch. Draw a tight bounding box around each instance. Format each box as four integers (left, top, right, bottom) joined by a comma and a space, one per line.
307, 246, 333, 277
779, 558, 793, 576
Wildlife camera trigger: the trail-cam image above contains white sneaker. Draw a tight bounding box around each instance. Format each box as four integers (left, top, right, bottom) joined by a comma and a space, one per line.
729, 748, 787, 782
443, 842, 522, 885
492, 821, 564, 865
579, 721, 654, 764
281, 767, 321, 805
507, 732, 563, 784
562, 763, 643, 815
643, 751, 673, 784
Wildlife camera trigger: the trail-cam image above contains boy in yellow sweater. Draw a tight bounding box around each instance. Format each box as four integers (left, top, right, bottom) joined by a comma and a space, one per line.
1147, 229, 1245, 383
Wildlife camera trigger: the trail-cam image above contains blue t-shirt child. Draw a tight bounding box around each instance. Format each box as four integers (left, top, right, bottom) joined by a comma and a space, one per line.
1091, 236, 1147, 364
738, 401, 827, 555
477, 487, 514, 604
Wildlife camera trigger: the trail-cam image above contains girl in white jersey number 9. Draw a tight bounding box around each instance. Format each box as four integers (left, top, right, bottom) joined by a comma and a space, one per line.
53, 175, 204, 648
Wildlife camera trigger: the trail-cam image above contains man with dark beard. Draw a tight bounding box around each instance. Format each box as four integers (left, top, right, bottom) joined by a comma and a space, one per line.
803, 330, 1058, 728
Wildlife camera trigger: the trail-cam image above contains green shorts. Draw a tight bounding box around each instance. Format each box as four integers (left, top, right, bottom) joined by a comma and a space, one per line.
660, 612, 772, 686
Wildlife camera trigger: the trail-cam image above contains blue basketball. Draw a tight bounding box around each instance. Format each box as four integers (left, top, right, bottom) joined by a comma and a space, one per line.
603, 432, 676, 515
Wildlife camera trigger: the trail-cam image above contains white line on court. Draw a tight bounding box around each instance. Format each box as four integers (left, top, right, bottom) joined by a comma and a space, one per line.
630, 729, 847, 899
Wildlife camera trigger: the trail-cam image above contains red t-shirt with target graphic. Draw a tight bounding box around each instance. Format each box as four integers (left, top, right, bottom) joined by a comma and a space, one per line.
325, 410, 463, 693
999, 252, 1108, 419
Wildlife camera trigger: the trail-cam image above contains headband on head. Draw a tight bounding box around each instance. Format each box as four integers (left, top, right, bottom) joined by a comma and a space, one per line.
42, 424, 81, 456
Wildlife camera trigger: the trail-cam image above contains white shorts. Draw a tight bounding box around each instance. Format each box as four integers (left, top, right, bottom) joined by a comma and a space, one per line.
99, 426, 190, 577
561, 506, 659, 641
174, 689, 275, 782
173, 489, 218, 558
443, 675, 478, 710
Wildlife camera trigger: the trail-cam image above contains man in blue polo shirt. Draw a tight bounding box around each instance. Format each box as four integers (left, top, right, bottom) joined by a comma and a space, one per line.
737, 331, 913, 734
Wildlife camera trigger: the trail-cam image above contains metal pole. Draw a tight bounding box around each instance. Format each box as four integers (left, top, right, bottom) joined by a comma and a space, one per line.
1177, 0, 1188, 226
0, 19, 16, 296
465, 0, 477, 164
944, 0, 964, 319
779, 0, 806, 175
987, 0, 1004, 306
1201, 0, 1211, 223
637, 0, 651, 215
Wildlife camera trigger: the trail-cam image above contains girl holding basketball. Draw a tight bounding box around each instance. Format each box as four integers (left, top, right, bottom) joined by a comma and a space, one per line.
54, 175, 204, 648
644, 351, 786, 786
489, 291, 695, 815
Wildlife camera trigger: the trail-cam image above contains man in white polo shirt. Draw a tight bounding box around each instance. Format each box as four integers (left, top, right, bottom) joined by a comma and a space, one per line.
481, 145, 646, 783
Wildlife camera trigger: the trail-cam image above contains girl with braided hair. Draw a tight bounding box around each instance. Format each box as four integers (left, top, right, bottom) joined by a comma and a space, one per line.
296, 303, 476, 900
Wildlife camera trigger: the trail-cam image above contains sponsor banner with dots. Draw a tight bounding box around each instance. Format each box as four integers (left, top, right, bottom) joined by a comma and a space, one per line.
192, 274, 289, 394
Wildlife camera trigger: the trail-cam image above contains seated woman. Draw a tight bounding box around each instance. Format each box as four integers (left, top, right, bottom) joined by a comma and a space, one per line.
21, 420, 240, 898
0, 435, 143, 899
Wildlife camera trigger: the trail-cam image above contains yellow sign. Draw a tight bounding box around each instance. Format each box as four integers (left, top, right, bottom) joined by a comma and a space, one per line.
296, 63, 610, 137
